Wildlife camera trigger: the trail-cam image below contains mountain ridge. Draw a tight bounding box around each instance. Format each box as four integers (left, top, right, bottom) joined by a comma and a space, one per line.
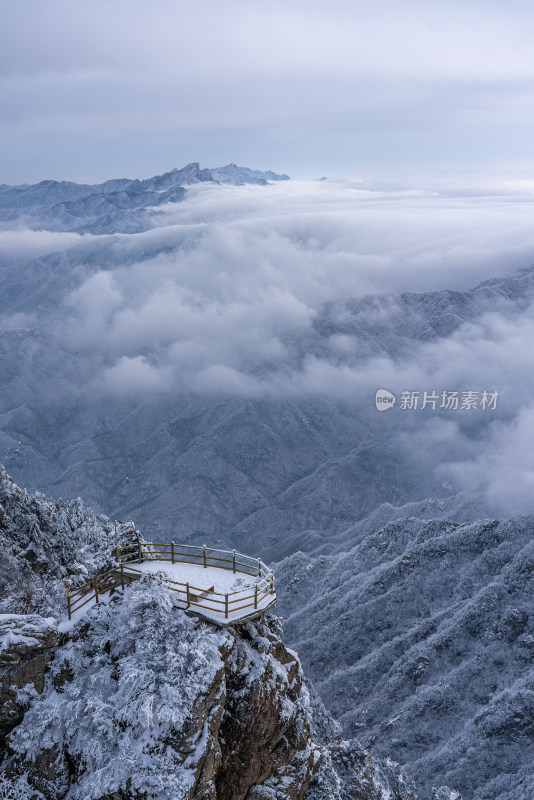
275, 513, 534, 799
0, 163, 290, 235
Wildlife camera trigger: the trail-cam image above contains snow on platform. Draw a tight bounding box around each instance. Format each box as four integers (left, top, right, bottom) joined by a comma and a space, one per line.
64, 553, 276, 629
133, 559, 276, 624
136, 560, 254, 594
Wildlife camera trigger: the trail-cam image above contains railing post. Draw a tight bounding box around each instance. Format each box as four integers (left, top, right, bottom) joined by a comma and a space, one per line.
232, 549, 236, 573
186, 583, 190, 608
115, 546, 119, 564
203, 544, 207, 568
225, 593, 229, 619
254, 583, 258, 610
93, 576, 99, 605
171, 541, 175, 564
138, 541, 142, 564
258, 558, 262, 577
120, 563, 124, 589
66, 575, 71, 621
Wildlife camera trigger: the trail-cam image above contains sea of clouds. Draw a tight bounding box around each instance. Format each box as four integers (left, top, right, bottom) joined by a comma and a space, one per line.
48, 176, 534, 399
2, 174, 534, 515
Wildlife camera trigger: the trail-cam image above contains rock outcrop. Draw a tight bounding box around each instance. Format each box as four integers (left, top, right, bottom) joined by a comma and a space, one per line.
1, 583, 458, 800
0, 469, 458, 800
5, 577, 320, 800
0, 614, 61, 752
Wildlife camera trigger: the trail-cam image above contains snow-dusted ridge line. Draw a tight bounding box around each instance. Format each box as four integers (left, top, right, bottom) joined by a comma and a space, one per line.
66, 541, 276, 625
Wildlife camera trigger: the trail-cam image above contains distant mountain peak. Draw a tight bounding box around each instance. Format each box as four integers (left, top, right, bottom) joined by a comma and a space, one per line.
210, 163, 290, 185
0, 162, 291, 235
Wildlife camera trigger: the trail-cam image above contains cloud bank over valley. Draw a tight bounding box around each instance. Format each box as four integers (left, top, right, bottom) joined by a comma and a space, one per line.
1, 171, 534, 519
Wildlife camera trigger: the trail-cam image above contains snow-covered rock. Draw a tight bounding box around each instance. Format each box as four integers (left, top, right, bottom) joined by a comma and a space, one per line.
0, 469, 450, 799
0, 614, 61, 756
0, 615, 58, 664
0, 465, 138, 618
5, 577, 318, 800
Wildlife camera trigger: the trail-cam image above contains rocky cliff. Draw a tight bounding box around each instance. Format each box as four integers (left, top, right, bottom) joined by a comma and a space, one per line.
0, 469, 457, 799
3, 580, 318, 800
0, 600, 456, 800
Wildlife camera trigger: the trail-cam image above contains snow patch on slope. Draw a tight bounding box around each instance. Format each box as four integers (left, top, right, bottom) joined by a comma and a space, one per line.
9, 577, 229, 800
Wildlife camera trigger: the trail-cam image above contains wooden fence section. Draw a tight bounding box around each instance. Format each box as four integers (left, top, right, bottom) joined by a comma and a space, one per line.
66, 542, 276, 625
114, 541, 271, 579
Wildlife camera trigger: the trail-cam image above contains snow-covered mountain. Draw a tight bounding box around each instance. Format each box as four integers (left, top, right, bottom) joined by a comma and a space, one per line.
0, 469, 453, 799
0, 162, 289, 234
1, 164, 534, 798
276, 515, 534, 799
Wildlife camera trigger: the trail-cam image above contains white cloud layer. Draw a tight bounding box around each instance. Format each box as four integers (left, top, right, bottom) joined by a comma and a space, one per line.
2, 175, 534, 516
0, 228, 87, 266
40, 178, 532, 399
60, 177, 534, 515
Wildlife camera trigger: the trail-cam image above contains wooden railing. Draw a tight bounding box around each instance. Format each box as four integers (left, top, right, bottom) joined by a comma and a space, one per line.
66, 542, 276, 625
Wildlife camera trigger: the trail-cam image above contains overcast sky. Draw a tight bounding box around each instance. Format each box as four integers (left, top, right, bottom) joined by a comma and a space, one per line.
3, 0, 534, 183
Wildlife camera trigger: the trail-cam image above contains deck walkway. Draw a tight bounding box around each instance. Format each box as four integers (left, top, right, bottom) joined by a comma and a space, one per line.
65, 542, 276, 626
